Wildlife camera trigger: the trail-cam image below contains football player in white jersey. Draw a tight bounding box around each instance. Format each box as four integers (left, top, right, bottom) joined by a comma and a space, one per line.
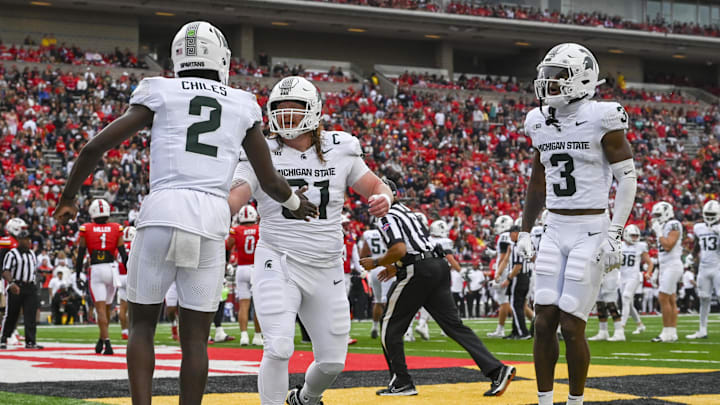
488, 215, 514, 338
229, 76, 393, 405
360, 224, 394, 339
518, 43, 636, 405
687, 200, 720, 339
54, 22, 316, 404
649, 202, 683, 342
607, 225, 651, 341
587, 268, 621, 341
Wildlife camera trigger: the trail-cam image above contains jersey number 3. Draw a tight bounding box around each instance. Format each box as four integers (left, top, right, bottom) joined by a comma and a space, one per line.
186, 96, 220, 157
550, 153, 577, 197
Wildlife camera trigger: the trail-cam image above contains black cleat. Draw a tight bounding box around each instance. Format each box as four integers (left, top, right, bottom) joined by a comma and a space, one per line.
286, 384, 323, 405
25, 343, 44, 349
371, 329, 378, 339
95, 338, 104, 354
103, 339, 114, 355
376, 381, 418, 396
484, 365, 516, 396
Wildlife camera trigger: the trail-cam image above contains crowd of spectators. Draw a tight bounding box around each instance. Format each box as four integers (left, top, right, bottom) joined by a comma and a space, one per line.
393, 70, 700, 105
1, 35, 146, 69
308, 0, 720, 38
227, 57, 355, 82
1, 61, 718, 315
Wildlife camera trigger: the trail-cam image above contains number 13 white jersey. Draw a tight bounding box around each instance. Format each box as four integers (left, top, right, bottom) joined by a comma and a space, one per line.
524, 100, 628, 210
130, 76, 261, 240
233, 131, 369, 266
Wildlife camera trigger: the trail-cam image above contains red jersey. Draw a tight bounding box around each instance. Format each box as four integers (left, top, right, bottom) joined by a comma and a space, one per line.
118, 240, 132, 275
229, 224, 259, 266
0, 235, 18, 250
79, 222, 123, 264
343, 234, 356, 274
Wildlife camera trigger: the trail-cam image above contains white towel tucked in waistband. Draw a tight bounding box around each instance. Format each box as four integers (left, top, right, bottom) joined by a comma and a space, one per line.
166, 229, 201, 268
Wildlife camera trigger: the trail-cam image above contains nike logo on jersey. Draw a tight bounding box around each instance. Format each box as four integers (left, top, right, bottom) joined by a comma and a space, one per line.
333, 279, 343, 285
588, 232, 602, 237
575, 121, 588, 126
624, 170, 633, 175
322, 148, 333, 154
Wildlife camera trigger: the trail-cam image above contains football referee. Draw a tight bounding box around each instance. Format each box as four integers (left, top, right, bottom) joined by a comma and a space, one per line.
360, 179, 514, 397
0, 229, 43, 349
504, 226, 532, 339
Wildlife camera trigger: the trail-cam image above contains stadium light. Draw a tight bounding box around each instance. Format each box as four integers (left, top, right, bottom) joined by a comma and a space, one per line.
672, 53, 686, 59
515, 41, 531, 46
608, 49, 624, 54
271, 22, 290, 26
348, 28, 366, 33
30, 1, 52, 5
425, 34, 443, 39
155, 12, 175, 16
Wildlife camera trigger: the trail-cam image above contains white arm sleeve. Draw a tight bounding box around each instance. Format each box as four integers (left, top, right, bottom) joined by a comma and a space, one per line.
232, 161, 259, 194
610, 158, 637, 229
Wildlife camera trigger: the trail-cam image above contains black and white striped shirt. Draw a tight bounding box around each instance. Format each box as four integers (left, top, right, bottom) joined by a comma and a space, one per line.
2, 248, 37, 283
376, 203, 434, 255
510, 243, 530, 275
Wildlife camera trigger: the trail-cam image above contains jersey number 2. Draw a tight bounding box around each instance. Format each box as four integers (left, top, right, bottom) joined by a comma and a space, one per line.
550, 153, 577, 197
186, 96, 221, 157
281, 179, 330, 220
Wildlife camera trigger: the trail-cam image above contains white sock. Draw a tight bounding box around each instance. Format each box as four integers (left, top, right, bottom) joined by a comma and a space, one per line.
215, 326, 224, 336
496, 324, 504, 333
538, 390, 554, 405
121, 329, 129, 335
668, 327, 676, 335
567, 393, 584, 405
241, 331, 249, 338
258, 356, 289, 404
661, 327, 668, 335
700, 297, 711, 330
372, 321, 379, 331
302, 361, 340, 404
598, 322, 608, 332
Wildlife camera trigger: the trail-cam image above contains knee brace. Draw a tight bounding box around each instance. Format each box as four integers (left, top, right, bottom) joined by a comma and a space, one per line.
606, 302, 620, 320
264, 336, 294, 360
595, 301, 608, 320
316, 361, 345, 376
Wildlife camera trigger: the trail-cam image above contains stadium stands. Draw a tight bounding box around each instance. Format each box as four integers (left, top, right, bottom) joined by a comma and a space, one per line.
306, 0, 720, 38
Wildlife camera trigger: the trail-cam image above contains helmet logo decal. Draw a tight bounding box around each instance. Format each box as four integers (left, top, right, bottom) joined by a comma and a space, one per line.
279, 77, 298, 96
185, 23, 199, 57
583, 56, 594, 70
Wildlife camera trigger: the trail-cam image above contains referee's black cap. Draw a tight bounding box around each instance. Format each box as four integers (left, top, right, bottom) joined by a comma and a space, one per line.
382, 177, 398, 198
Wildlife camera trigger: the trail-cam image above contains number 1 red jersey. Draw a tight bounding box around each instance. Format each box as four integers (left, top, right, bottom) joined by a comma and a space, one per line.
229, 224, 259, 266
79, 222, 124, 263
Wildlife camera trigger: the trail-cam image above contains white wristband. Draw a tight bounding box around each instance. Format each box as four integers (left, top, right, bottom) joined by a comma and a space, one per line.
371, 193, 391, 207
281, 193, 300, 211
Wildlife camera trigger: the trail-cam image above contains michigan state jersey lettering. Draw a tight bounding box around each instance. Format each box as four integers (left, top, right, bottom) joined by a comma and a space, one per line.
129, 76, 261, 240
233, 131, 369, 265
524, 101, 628, 210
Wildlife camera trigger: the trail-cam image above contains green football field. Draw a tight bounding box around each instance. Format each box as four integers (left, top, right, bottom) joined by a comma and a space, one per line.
3, 313, 719, 404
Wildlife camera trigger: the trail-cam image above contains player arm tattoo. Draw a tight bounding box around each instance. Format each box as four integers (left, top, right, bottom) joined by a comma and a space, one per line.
61, 105, 153, 202
521, 149, 546, 233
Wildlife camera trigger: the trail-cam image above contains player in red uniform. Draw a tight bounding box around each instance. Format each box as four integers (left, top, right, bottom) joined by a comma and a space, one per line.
226, 205, 263, 346
117, 226, 136, 340
1, 218, 27, 345
76, 199, 128, 355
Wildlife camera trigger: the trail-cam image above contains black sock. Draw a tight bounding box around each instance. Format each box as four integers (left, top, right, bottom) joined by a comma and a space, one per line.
488, 366, 502, 381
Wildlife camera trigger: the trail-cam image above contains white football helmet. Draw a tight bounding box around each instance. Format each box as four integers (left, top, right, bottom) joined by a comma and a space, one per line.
123, 226, 137, 243
534, 43, 604, 108
429, 220, 449, 238
237, 205, 258, 224
651, 201, 674, 225
341, 213, 351, 224
703, 200, 720, 225
89, 199, 111, 220
623, 224, 640, 244
5, 218, 28, 238
171, 21, 231, 85
415, 212, 429, 229
267, 76, 322, 140
514, 218, 522, 228
494, 215, 513, 235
